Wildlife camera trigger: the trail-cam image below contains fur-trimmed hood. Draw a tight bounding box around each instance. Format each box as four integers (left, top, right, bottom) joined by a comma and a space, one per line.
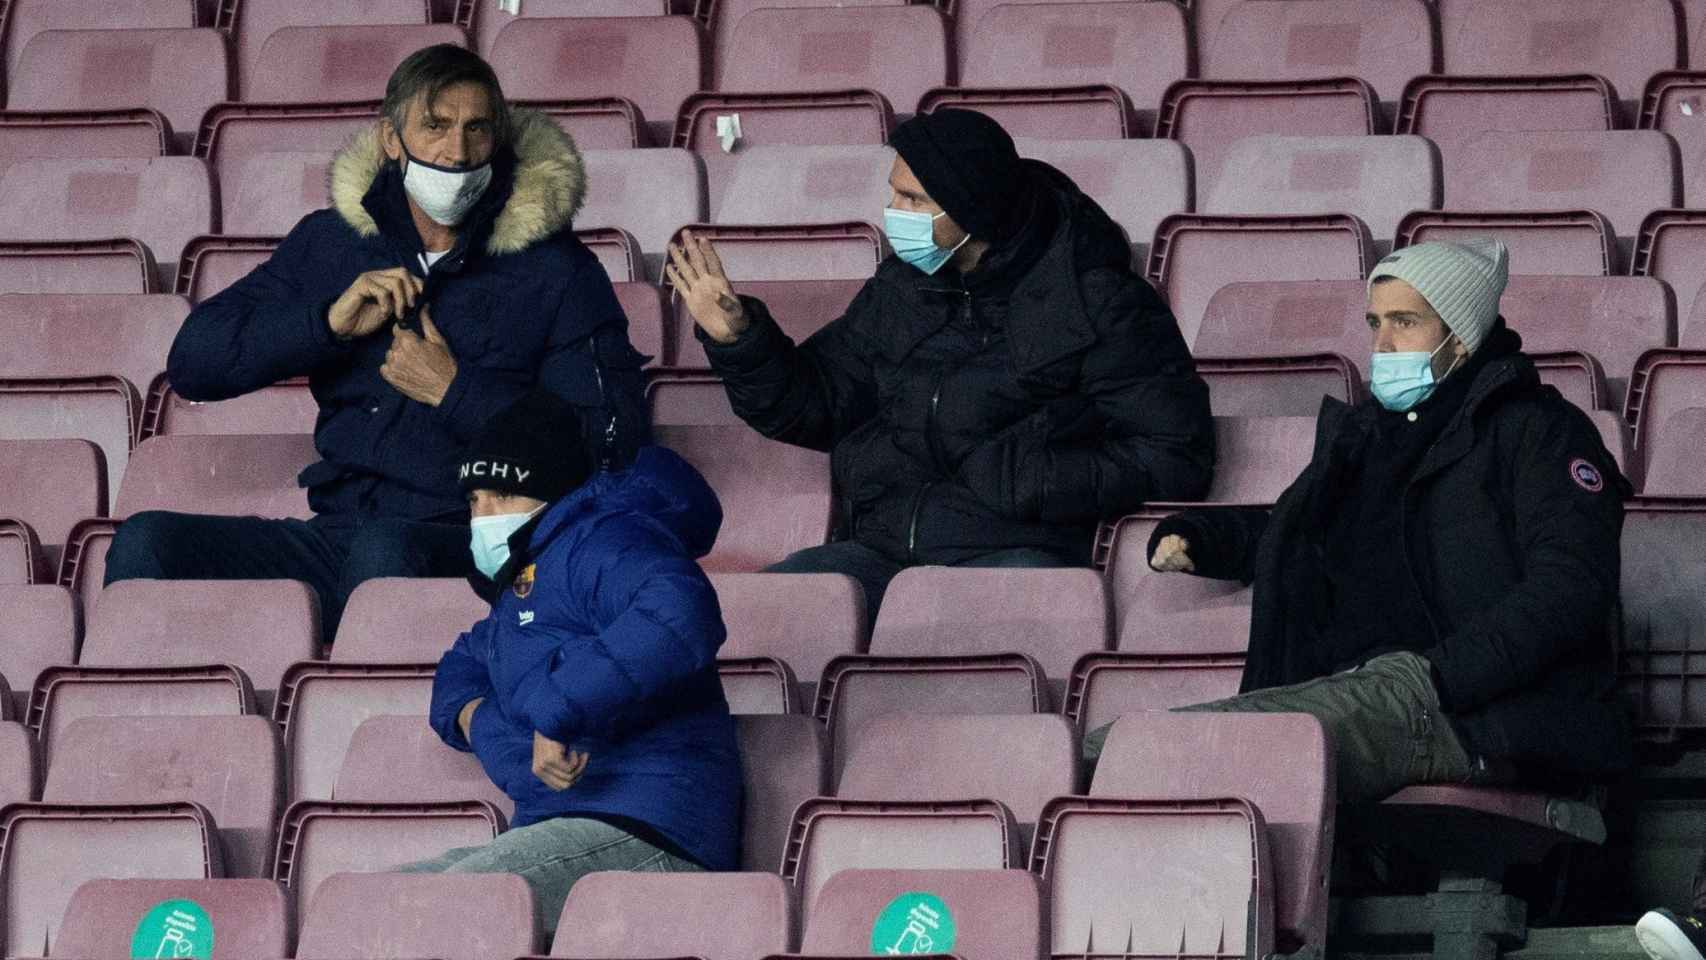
329, 107, 586, 256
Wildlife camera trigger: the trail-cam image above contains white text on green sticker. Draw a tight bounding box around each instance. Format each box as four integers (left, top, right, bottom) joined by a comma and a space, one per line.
871, 891, 955, 955
130, 899, 214, 959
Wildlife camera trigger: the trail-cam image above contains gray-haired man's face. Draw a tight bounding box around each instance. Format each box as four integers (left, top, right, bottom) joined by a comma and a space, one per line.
381, 81, 496, 170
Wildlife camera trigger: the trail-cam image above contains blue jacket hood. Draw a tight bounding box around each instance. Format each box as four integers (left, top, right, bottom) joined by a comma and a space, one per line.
533, 446, 723, 561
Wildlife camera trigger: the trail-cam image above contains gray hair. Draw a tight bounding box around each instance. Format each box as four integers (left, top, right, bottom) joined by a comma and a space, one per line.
381, 44, 512, 148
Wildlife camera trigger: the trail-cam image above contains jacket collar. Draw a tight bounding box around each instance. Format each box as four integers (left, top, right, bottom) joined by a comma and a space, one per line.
329, 107, 587, 259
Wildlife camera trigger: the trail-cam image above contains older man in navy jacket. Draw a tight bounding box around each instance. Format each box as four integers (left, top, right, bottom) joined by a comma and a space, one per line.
103, 45, 647, 641
416, 391, 740, 935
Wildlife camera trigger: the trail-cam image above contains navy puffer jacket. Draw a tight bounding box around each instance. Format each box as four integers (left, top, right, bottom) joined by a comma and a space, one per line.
166, 109, 649, 522
429, 447, 742, 870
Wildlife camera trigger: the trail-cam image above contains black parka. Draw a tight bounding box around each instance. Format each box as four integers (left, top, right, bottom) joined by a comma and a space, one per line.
1159, 327, 1634, 784
701, 163, 1215, 565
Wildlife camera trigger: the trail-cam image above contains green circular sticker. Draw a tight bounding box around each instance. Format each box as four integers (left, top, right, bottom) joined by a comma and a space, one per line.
870, 891, 955, 955
129, 900, 214, 959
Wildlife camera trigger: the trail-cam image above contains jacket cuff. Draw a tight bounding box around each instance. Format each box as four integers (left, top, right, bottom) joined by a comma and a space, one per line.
517, 669, 579, 742
466, 698, 507, 752
1147, 513, 1210, 570
303, 297, 353, 355
699, 297, 785, 373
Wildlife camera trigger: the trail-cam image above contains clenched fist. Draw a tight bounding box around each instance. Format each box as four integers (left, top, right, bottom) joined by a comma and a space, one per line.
329, 267, 423, 340
665, 230, 749, 345
1149, 534, 1195, 573
532, 732, 589, 791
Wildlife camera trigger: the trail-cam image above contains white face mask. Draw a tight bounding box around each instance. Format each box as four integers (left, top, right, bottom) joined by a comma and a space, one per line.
400, 143, 493, 226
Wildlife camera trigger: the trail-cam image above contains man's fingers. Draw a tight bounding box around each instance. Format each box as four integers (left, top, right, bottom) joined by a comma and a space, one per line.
696, 236, 728, 280
420, 308, 446, 345
663, 263, 685, 294
683, 233, 711, 275
666, 242, 699, 285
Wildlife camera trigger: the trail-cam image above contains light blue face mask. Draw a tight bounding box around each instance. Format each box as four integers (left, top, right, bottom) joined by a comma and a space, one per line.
883, 207, 970, 276
469, 509, 539, 580
1370, 336, 1454, 412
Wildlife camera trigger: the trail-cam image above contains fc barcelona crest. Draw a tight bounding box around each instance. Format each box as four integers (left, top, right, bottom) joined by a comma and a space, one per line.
513, 564, 536, 599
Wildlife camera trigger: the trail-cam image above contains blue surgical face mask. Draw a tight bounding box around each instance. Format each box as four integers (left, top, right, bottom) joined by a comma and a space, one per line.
883, 207, 970, 276
469, 508, 540, 580
1370, 336, 1455, 412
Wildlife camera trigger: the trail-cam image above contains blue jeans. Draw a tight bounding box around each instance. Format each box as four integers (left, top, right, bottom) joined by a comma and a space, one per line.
103, 510, 473, 643
395, 817, 700, 939
766, 540, 1072, 619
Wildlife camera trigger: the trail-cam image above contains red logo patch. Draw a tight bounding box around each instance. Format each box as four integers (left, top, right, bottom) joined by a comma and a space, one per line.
1569, 458, 1604, 493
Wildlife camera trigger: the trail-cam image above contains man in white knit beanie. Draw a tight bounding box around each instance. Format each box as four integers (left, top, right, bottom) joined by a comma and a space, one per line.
1087, 239, 1631, 829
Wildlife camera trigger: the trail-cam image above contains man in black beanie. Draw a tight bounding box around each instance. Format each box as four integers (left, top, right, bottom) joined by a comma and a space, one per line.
417, 391, 741, 939
666, 108, 1215, 613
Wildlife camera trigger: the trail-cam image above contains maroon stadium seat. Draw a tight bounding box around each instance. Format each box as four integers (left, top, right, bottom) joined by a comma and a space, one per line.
1498, 275, 1676, 409
0, 801, 219, 958
0, 158, 214, 291
718, 6, 946, 119
246, 24, 467, 104
1197, 277, 1371, 369
576, 148, 706, 282
664, 224, 884, 284
1147, 213, 1375, 346
195, 102, 376, 230
1629, 353, 1706, 496
1438, 0, 1683, 125
1204, 134, 1439, 246
0, 240, 157, 296
676, 89, 891, 160
737, 713, 830, 872
709, 0, 910, 91
711, 571, 867, 713
1396, 209, 1617, 276
543, 871, 794, 960
1203, 0, 1435, 115
1093, 711, 1332, 955
1619, 503, 1706, 737
648, 377, 831, 572
45, 715, 282, 879
1398, 75, 1616, 183
296, 872, 534, 960
324, 576, 488, 661
1031, 795, 1275, 958
0, 0, 196, 100
1195, 416, 1314, 504
51, 878, 289, 960
1196, 356, 1362, 416
271, 800, 503, 922
1586, 409, 1639, 491
578, 227, 641, 284
112, 433, 315, 519
612, 281, 668, 368
668, 277, 865, 372
334, 715, 512, 820
7, 28, 229, 154
0, 520, 39, 585
1635, 211, 1706, 341
0, 722, 38, 808
1156, 78, 1378, 210
174, 235, 279, 302
941, 1, 1189, 137
800, 868, 1044, 960
230, 0, 430, 99
0, 113, 165, 188
1014, 138, 1191, 262
0, 439, 106, 579
1644, 73, 1706, 208
0, 585, 75, 718
145, 378, 317, 437
472, 0, 670, 55
819, 568, 1110, 766
708, 144, 892, 229
491, 16, 703, 147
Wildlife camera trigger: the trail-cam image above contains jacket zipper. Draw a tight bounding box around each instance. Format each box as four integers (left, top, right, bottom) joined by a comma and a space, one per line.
905, 482, 935, 564
925, 291, 973, 475
588, 339, 617, 470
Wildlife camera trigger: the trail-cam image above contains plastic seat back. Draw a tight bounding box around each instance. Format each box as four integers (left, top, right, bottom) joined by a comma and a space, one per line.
473, 0, 668, 53
334, 715, 513, 820
736, 714, 829, 871
1634, 211, 1706, 340
710, 0, 906, 82
1197, 279, 1375, 377
247, 24, 467, 103
1399, 75, 1616, 180
51, 878, 289, 960
1014, 138, 1190, 261
0, 439, 106, 576
1398, 209, 1617, 276
1202, 416, 1314, 504
333, 577, 488, 659
549, 871, 794, 960
1204, 0, 1435, 108
112, 434, 315, 521
296, 872, 533, 960
1, 0, 194, 91
1645, 74, 1706, 208
1498, 275, 1675, 408
576, 149, 706, 281
1620, 505, 1706, 735
0, 585, 78, 718
719, 5, 947, 117
802, 868, 1045, 960
670, 278, 866, 371
711, 571, 867, 708
232, 0, 430, 98
710, 144, 893, 227
0, 723, 38, 808
1206, 135, 1440, 244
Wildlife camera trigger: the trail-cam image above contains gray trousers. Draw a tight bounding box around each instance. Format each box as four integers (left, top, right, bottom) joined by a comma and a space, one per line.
396, 817, 701, 939
1085, 651, 1475, 804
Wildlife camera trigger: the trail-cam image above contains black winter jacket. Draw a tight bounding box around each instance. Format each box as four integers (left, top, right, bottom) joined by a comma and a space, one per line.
1158, 326, 1634, 784
701, 163, 1215, 565
167, 109, 649, 522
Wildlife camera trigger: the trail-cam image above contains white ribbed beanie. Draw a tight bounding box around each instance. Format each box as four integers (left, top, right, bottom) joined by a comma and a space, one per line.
1367, 239, 1510, 353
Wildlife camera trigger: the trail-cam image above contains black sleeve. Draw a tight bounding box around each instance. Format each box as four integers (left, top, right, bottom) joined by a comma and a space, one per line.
1148, 508, 1272, 583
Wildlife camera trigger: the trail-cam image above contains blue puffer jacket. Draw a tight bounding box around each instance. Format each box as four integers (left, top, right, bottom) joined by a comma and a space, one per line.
429, 447, 742, 870
166, 109, 649, 522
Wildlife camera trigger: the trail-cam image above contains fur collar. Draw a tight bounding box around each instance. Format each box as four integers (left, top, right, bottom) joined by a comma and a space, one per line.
329, 107, 586, 255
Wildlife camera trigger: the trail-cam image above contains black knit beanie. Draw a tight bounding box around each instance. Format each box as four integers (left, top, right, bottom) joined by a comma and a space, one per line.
888, 108, 1031, 244
458, 391, 591, 503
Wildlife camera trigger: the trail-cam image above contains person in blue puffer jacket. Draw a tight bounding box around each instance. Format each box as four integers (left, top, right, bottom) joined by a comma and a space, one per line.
413, 391, 741, 934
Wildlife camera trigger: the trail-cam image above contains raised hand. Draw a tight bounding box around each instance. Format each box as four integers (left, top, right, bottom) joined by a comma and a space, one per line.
665, 230, 749, 345
329, 267, 423, 340
381, 306, 458, 407
1149, 534, 1195, 573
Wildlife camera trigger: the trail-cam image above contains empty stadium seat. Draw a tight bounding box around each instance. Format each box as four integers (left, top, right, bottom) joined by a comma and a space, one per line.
146, 379, 317, 437
1094, 711, 1332, 954
576, 149, 706, 281
837, 713, 1077, 846
0, 585, 77, 718
711, 572, 866, 713
1644, 73, 1706, 208
230, 0, 430, 99
648, 377, 831, 572
0, 439, 106, 577
676, 88, 891, 160
1205, 134, 1439, 246
0, 722, 38, 808
51, 878, 290, 960
472, 0, 670, 54
819, 567, 1110, 766
0, 114, 166, 191
1498, 275, 1675, 408
1031, 795, 1275, 958
334, 715, 513, 819
0, 293, 190, 496
0, 801, 219, 958
1398, 75, 1616, 179
613, 282, 668, 370
296, 872, 534, 960
7, 28, 229, 153
1156, 78, 1378, 208
0, 240, 157, 296
196, 102, 376, 228
246, 24, 467, 104
1629, 354, 1706, 496
1620, 504, 1706, 736
1195, 416, 1314, 504
1198, 355, 1363, 417
278, 577, 486, 802
216, 149, 336, 237
709, 144, 892, 228
785, 798, 1022, 929
1204, 0, 1435, 114
1148, 214, 1375, 346
669, 277, 865, 371
1396, 209, 1617, 276
1438, 0, 1682, 124
939, 1, 1190, 137
665, 224, 884, 284
1013, 138, 1191, 261
0, 519, 41, 586
579, 228, 641, 283
53, 517, 115, 596
1, 0, 196, 96
543, 871, 794, 960
272, 800, 503, 920
0, 158, 214, 292
112, 433, 315, 518
45, 715, 282, 878
491, 16, 703, 147
716, 4, 944, 118
174, 235, 279, 302
737, 714, 829, 872
801, 868, 1045, 960
1634, 210, 1706, 333
1193, 279, 1374, 383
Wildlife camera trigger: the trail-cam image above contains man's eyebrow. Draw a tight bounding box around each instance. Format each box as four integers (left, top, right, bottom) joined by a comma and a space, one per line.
1374, 310, 1427, 320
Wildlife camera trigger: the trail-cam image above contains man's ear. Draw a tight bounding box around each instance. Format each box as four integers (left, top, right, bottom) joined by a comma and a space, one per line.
381, 117, 403, 164
1453, 335, 1470, 360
